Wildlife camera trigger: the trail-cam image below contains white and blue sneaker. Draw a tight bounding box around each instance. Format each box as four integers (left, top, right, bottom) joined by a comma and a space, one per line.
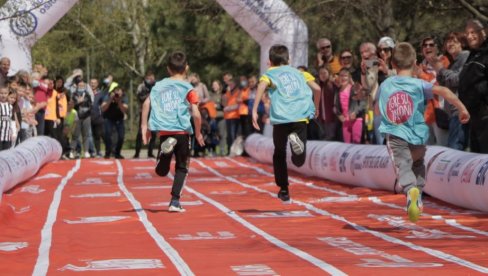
168, 199, 185, 213
161, 137, 177, 155
407, 187, 422, 223
288, 132, 304, 155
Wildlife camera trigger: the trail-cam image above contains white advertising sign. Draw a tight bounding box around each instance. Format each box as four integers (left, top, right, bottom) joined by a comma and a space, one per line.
245, 133, 488, 212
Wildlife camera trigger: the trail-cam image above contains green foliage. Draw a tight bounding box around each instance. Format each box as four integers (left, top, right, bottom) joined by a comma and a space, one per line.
23, 0, 485, 139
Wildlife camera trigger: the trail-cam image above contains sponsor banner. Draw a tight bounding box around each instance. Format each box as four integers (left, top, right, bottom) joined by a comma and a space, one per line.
425, 149, 488, 212
0, 136, 62, 202
245, 133, 488, 212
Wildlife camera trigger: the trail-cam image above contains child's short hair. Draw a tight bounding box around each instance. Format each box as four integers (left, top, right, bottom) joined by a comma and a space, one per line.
167, 51, 187, 74
392, 42, 416, 70
269, 44, 289, 66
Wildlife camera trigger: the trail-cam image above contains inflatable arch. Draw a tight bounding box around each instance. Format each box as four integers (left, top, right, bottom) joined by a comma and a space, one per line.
0, 0, 308, 74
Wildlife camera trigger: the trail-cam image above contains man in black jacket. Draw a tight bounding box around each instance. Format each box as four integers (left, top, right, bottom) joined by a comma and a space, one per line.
101, 86, 128, 159
133, 71, 157, 158
458, 19, 488, 153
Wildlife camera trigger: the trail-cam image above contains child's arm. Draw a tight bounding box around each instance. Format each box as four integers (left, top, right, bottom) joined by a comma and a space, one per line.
252, 80, 268, 131
191, 104, 205, 146
432, 85, 470, 124
141, 97, 151, 145
307, 80, 321, 118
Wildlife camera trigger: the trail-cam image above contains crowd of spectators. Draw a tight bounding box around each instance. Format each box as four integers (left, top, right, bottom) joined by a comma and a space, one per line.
0, 63, 129, 158
0, 18, 487, 157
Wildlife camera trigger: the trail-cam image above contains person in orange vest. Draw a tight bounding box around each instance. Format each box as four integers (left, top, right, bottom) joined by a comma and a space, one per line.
54, 76, 68, 145
237, 75, 250, 139
222, 78, 240, 155
44, 76, 59, 138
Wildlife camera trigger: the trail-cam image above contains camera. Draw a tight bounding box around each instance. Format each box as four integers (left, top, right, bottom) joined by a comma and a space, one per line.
365, 58, 379, 68
73, 75, 82, 85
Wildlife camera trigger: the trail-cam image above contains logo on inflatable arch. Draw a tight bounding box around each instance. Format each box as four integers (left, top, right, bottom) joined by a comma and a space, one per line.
350, 149, 363, 176
10, 10, 38, 37
461, 158, 483, 185
339, 148, 351, 173
475, 160, 488, 186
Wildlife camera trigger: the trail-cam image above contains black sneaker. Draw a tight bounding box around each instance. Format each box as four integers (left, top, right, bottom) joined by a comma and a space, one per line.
277, 188, 290, 202
168, 199, 186, 213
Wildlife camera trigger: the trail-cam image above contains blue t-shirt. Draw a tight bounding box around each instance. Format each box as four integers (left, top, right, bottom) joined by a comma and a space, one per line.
262, 65, 314, 124
377, 76, 433, 145
149, 78, 194, 134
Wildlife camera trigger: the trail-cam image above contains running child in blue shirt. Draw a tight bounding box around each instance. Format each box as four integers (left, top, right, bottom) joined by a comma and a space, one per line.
252, 44, 321, 202
141, 51, 205, 212
376, 42, 470, 222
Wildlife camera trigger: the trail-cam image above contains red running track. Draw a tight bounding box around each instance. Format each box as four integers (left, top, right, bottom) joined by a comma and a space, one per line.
0, 157, 487, 275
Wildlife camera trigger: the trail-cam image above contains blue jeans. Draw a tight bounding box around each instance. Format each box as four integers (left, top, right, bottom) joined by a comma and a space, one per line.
104, 119, 125, 157
373, 115, 384, 145
447, 115, 468, 151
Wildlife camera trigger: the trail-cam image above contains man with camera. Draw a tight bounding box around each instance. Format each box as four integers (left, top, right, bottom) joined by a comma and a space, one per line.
101, 86, 128, 159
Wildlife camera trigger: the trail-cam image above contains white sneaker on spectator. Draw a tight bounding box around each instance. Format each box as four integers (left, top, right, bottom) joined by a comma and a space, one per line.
84, 152, 91, 159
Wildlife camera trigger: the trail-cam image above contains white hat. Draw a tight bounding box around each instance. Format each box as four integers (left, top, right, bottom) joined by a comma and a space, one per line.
378, 36, 395, 48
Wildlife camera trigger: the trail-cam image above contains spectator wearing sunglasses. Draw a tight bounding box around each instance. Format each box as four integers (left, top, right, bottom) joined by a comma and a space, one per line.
416, 36, 450, 147
338, 49, 361, 83
316, 38, 341, 75
377, 36, 396, 83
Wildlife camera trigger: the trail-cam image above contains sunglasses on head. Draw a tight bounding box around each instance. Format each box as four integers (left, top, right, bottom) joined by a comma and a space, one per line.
320, 45, 331, 50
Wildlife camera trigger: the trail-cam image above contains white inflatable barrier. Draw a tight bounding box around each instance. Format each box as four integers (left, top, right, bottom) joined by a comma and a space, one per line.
0, 136, 62, 203
245, 133, 488, 213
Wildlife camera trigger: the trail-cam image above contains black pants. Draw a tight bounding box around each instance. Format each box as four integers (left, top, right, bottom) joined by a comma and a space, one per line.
44, 120, 58, 138
135, 114, 156, 157
92, 120, 104, 155
0, 141, 11, 151
155, 134, 190, 200
273, 122, 307, 189
469, 115, 488, 154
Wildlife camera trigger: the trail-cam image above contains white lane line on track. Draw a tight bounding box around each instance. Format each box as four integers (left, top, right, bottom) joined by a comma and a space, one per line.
367, 197, 488, 237
196, 158, 488, 273
226, 158, 488, 237
115, 160, 194, 276
33, 160, 81, 276
175, 176, 346, 275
